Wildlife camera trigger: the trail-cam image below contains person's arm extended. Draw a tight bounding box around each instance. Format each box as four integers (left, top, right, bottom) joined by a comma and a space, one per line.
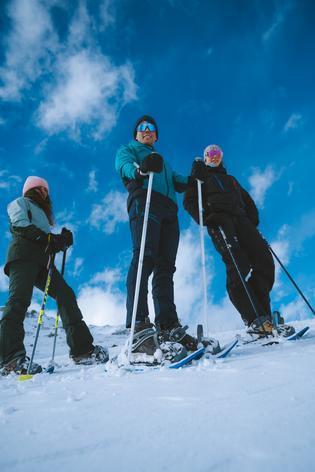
183, 183, 201, 224
173, 171, 190, 193
115, 145, 139, 181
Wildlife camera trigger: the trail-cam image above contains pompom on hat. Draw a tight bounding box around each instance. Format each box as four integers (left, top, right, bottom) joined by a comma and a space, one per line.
22, 176, 49, 196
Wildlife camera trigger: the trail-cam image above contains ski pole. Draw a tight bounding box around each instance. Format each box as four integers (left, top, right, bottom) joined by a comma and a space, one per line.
127, 172, 154, 363
23, 253, 55, 378
218, 226, 269, 336
197, 178, 209, 337
46, 249, 68, 373
267, 244, 315, 316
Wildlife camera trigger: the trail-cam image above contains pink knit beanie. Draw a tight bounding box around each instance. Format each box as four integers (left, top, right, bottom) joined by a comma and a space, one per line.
22, 176, 49, 196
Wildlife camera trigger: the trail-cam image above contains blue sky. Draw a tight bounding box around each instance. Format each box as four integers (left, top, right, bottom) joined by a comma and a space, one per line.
0, 0, 314, 329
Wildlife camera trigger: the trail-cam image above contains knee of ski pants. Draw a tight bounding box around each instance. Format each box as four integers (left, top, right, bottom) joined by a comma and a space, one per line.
131, 247, 157, 270
154, 259, 176, 277
1, 297, 30, 323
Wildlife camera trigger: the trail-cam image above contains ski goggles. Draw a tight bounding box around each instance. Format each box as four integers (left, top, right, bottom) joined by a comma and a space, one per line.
136, 122, 156, 133
204, 146, 223, 160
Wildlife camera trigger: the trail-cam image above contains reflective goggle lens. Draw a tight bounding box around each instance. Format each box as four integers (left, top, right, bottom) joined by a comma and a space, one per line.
205, 149, 221, 159
137, 122, 156, 133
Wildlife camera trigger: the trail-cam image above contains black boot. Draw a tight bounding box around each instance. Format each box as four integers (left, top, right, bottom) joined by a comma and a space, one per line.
157, 323, 198, 352
247, 316, 274, 339
1, 356, 42, 376
72, 345, 109, 365
129, 320, 187, 364
132, 320, 159, 355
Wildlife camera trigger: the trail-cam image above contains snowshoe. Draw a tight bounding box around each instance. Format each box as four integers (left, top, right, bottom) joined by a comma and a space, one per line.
157, 324, 198, 352
274, 323, 295, 338
117, 320, 162, 366
72, 345, 109, 366
201, 337, 222, 355
159, 341, 188, 363
117, 320, 188, 367
1, 356, 42, 376
247, 316, 274, 340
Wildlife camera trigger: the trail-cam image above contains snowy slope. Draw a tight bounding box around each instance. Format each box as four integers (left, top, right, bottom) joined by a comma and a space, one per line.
0, 314, 315, 472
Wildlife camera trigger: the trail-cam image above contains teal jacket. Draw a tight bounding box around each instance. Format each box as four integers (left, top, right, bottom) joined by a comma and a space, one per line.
115, 140, 189, 206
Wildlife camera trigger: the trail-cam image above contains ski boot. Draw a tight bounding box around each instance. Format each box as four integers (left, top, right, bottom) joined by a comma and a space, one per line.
1, 356, 42, 376
72, 345, 109, 365
157, 323, 199, 352
247, 316, 274, 340
124, 320, 187, 365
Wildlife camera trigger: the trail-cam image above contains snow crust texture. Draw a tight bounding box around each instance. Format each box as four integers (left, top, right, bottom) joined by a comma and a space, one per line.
1, 316, 315, 472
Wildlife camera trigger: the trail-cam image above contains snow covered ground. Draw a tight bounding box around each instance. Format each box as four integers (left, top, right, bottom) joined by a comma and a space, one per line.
1, 314, 315, 472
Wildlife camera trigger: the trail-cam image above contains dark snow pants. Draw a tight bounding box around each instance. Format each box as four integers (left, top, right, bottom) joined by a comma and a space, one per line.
208, 216, 275, 326
126, 194, 180, 328
0, 259, 94, 365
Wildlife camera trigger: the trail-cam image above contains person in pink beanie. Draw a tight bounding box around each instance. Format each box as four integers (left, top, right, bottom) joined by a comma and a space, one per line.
0, 176, 109, 376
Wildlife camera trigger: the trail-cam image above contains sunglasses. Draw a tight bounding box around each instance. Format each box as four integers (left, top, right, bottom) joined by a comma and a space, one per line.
137, 122, 156, 133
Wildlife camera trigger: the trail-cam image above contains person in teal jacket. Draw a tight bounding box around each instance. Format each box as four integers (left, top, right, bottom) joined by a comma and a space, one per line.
115, 115, 217, 357
0, 176, 108, 376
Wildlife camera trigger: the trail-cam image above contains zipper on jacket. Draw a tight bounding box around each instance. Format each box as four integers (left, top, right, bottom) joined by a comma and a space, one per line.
213, 175, 225, 191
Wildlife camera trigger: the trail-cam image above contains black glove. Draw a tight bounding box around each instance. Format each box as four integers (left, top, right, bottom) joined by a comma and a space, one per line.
47, 228, 73, 254
204, 212, 228, 229
61, 227, 73, 247
139, 152, 164, 174
191, 159, 207, 182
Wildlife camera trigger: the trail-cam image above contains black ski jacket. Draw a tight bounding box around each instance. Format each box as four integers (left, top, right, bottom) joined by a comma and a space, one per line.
183, 164, 259, 226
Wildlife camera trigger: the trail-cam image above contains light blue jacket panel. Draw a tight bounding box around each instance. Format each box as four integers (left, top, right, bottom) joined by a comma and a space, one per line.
7, 197, 51, 234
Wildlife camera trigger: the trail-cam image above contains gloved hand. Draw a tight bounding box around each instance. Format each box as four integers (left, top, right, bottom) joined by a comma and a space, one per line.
138, 152, 164, 175
47, 228, 73, 254
191, 159, 207, 182
204, 212, 228, 229
61, 227, 73, 247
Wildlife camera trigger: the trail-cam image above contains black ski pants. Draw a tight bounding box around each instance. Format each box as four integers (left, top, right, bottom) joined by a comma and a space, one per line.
126, 194, 179, 328
208, 216, 275, 325
0, 259, 94, 365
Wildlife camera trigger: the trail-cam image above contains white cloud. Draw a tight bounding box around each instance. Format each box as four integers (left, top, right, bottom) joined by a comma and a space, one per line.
0, 266, 9, 293
248, 165, 278, 208
0, 169, 22, 191
279, 297, 313, 322
0, 0, 137, 140
90, 268, 122, 286
99, 0, 115, 30
72, 257, 84, 278
88, 190, 128, 234
262, 2, 294, 43
270, 212, 315, 305
86, 169, 98, 193
284, 113, 303, 132
77, 266, 125, 326
0, 0, 58, 101
36, 0, 137, 139
269, 225, 290, 298
37, 49, 136, 140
